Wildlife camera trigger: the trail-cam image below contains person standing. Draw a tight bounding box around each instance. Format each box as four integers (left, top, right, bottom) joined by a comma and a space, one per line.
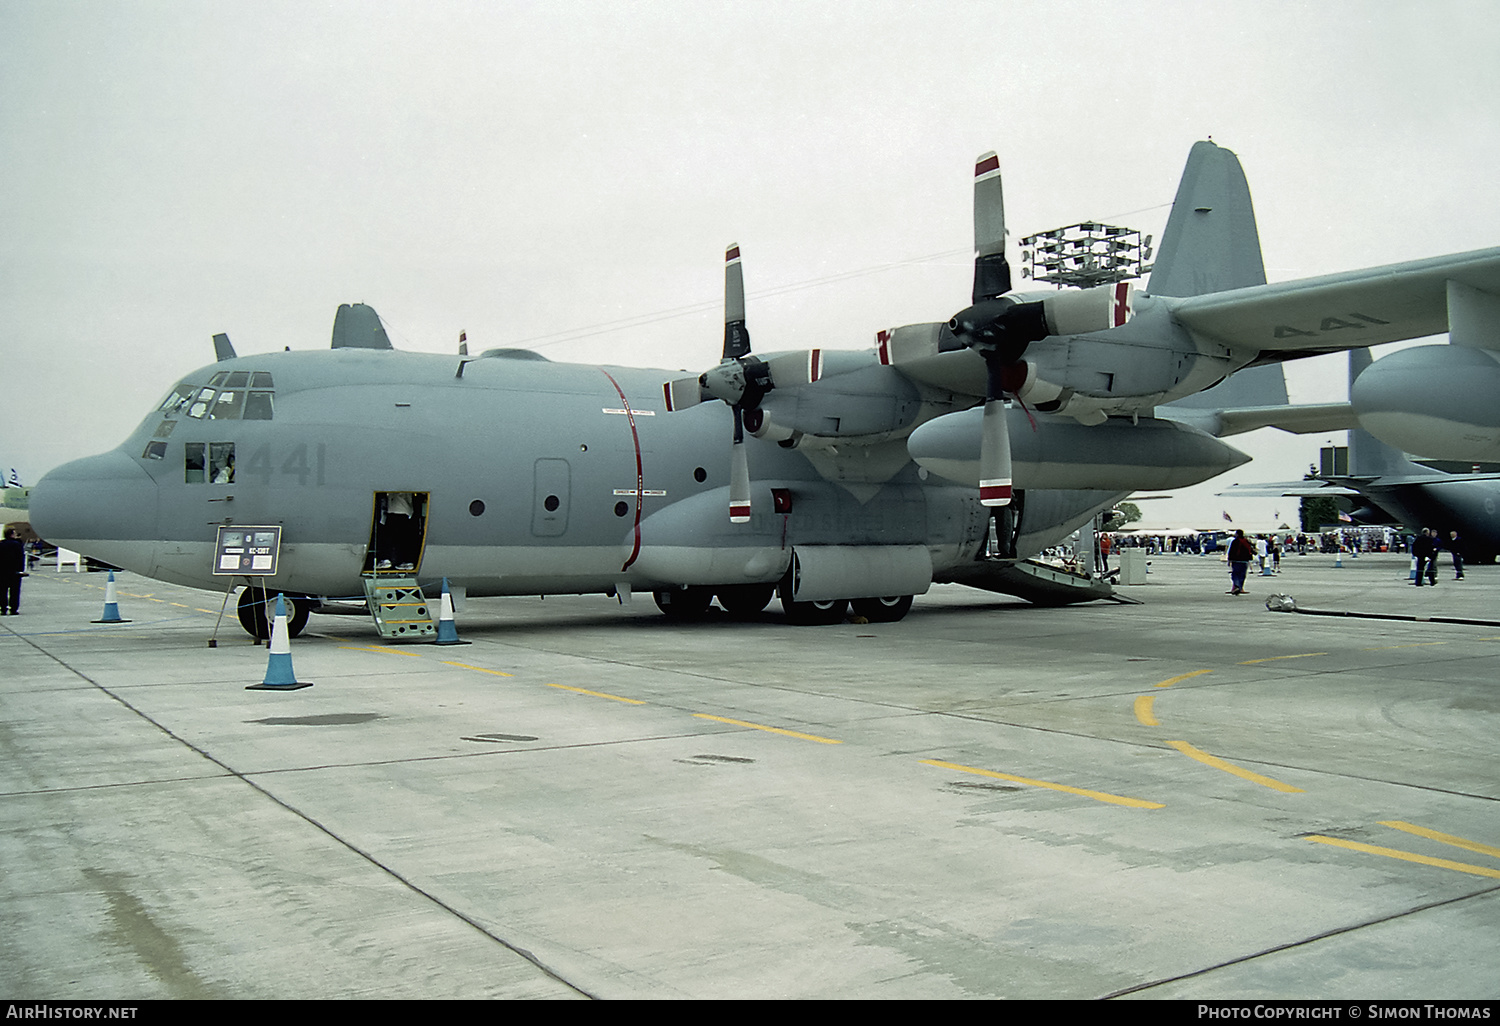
1449, 530, 1465, 580
1227, 529, 1254, 595
1412, 528, 1439, 586
0, 527, 25, 615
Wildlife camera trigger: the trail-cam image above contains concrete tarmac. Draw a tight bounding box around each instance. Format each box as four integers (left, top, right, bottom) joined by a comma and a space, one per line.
2, 551, 1497, 1000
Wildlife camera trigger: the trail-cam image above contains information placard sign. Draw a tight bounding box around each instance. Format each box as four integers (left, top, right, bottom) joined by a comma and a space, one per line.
213, 526, 282, 576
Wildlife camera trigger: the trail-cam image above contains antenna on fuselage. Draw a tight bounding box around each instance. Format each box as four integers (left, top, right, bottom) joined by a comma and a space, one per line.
213, 333, 236, 361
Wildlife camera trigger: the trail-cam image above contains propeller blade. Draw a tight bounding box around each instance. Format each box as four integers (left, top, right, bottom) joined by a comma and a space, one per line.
723, 243, 751, 361
972, 151, 1011, 303
979, 397, 1013, 508
663, 376, 706, 412
729, 407, 752, 523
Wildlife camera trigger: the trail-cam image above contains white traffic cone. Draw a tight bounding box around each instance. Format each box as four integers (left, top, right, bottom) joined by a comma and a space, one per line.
433, 578, 469, 646
92, 570, 131, 623
247, 594, 312, 691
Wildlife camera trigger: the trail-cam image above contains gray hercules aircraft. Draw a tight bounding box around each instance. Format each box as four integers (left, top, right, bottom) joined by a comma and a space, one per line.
28, 141, 1500, 637
1223, 349, 1500, 563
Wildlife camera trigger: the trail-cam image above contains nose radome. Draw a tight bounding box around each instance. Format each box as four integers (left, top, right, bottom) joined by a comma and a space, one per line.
30, 449, 160, 553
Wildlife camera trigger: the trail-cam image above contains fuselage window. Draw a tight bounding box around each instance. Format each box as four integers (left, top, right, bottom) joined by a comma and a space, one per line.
210, 443, 235, 483
186, 442, 235, 483
185, 442, 206, 483
142, 440, 167, 460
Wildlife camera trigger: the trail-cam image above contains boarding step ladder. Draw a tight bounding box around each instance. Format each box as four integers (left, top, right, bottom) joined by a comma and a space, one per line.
361, 575, 437, 640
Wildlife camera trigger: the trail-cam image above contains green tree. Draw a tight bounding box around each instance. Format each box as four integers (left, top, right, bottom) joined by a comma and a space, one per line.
1103, 501, 1142, 531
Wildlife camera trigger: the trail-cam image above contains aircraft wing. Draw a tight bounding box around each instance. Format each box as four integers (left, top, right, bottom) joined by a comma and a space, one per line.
1169, 247, 1500, 359
1217, 480, 1362, 498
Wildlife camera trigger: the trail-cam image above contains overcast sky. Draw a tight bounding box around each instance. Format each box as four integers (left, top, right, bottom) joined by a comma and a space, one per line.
4, 1, 1498, 528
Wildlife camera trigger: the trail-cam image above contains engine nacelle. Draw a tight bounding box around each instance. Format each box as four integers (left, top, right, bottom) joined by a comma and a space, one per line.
1351, 344, 1500, 462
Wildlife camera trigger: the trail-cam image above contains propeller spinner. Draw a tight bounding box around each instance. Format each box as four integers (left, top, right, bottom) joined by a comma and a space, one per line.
662, 245, 821, 523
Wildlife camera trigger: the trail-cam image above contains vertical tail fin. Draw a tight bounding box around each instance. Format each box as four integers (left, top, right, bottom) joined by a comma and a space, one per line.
1146, 141, 1265, 298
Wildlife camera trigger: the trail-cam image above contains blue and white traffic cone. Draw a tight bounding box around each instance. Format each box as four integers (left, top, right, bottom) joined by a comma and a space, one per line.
92, 570, 131, 623
433, 578, 469, 646
1409, 555, 1418, 582
1334, 549, 1344, 568
247, 594, 312, 690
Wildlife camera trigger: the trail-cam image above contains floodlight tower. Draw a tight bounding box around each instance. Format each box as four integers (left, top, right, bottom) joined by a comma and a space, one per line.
1020, 223, 1153, 289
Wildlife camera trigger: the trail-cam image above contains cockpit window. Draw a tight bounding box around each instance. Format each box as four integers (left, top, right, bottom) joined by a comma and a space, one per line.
244, 391, 274, 420
158, 383, 196, 414
186, 387, 216, 419
174, 372, 275, 420
210, 391, 243, 420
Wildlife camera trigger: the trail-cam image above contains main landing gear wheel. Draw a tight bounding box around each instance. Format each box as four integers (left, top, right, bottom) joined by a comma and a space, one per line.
850, 595, 914, 623
715, 584, 775, 618
653, 586, 714, 620
236, 588, 310, 639
781, 595, 848, 626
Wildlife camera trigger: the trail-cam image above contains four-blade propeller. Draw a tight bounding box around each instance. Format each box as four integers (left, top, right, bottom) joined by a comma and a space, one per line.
947, 151, 1132, 506
663, 245, 821, 522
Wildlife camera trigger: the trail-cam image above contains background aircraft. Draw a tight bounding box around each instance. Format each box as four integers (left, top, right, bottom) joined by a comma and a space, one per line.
28, 142, 1499, 636
1221, 350, 1500, 562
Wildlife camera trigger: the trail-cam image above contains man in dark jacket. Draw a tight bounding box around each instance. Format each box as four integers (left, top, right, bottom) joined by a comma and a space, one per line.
1449, 530, 1465, 580
1412, 528, 1440, 586
0, 527, 25, 615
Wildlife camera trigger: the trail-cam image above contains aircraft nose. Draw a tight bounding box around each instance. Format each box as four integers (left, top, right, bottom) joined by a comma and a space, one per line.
30, 449, 160, 556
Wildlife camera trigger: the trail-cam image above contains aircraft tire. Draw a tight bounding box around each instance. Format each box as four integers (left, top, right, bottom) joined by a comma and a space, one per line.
653, 586, 714, 620
236, 587, 270, 640
850, 595, 914, 623
715, 584, 775, 618
781, 595, 848, 626
235, 589, 311, 639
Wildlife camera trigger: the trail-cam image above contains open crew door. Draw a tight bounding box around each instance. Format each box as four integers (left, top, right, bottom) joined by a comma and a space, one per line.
364, 491, 430, 575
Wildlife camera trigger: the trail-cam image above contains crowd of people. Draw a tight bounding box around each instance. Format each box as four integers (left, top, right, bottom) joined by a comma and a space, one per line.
1037, 525, 1469, 594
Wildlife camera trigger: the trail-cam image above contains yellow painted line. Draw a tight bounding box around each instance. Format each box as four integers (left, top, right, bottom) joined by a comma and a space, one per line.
442, 661, 514, 677
1166, 740, 1305, 793
546, 683, 644, 705
1307, 835, 1500, 880
1379, 821, 1500, 860
1134, 694, 1158, 726
920, 759, 1164, 809
1238, 652, 1326, 664
1362, 642, 1448, 650
169, 602, 191, 608
1155, 669, 1213, 688
339, 644, 424, 658
695, 713, 841, 745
